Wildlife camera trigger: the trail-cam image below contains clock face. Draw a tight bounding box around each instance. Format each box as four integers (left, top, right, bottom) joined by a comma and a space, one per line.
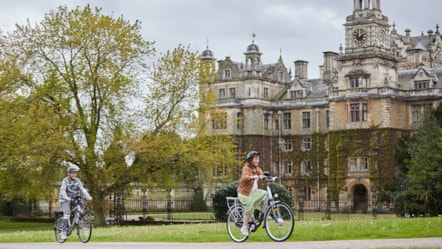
353, 29, 367, 45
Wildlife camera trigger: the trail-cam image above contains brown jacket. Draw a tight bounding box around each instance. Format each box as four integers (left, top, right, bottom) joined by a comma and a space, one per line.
237, 162, 265, 196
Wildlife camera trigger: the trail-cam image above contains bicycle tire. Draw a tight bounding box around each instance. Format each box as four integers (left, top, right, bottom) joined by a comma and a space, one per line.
264, 202, 294, 242
54, 217, 67, 243
77, 215, 93, 243
226, 205, 248, 243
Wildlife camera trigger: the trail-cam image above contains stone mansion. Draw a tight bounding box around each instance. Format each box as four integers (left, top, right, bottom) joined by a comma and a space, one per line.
201, 0, 442, 213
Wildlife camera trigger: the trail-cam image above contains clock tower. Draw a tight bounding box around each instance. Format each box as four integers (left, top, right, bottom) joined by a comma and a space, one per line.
330, 0, 398, 131
344, 0, 391, 54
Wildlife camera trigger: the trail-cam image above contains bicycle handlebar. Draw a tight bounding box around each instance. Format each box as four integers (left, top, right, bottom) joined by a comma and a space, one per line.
261, 171, 278, 182
71, 196, 89, 207
267, 176, 278, 182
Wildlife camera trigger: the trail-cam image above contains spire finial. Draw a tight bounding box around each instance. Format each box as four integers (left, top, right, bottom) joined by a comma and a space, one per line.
252, 32, 256, 44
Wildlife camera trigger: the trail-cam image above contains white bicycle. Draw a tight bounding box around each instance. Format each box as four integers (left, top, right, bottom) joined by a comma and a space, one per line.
54, 196, 93, 243
226, 172, 295, 242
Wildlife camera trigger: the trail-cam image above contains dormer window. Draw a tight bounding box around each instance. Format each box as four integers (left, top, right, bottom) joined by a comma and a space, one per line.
346, 70, 370, 88
223, 69, 231, 80
349, 77, 367, 88
350, 78, 359, 88
412, 69, 434, 89
278, 71, 284, 82
414, 80, 430, 89
290, 90, 304, 99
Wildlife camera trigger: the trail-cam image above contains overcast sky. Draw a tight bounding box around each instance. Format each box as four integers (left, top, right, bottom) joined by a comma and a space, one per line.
0, 0, 441, 78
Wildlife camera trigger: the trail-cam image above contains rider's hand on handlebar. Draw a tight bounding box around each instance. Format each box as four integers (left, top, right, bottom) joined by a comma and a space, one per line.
259, 175, 267, 180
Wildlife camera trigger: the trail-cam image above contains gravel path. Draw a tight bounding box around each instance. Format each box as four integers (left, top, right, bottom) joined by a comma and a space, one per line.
0, 238, 441, 249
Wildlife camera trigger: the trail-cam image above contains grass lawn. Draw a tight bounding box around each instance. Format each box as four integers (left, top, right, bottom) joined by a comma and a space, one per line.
0, 216, 441, 247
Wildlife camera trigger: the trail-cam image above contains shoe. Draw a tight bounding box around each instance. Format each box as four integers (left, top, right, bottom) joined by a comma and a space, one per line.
276, 217, 284, 226
60, 231, 67, 240
240, 226, 250, 236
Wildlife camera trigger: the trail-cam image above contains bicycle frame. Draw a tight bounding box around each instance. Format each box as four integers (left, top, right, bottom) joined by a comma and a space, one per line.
66, 200, 83, 235
226, 175, 294, 242
251, 178, 282, 228
54, 196, 93, 243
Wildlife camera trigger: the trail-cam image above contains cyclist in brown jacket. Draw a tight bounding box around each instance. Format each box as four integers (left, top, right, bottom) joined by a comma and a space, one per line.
237, 151, 267, 236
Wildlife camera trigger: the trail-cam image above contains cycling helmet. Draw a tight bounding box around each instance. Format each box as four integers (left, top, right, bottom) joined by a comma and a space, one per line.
245, 151, 260, 161
67, 165, 80, 173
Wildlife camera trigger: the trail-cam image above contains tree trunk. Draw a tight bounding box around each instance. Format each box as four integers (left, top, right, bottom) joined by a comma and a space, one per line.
91, 192, 107, 226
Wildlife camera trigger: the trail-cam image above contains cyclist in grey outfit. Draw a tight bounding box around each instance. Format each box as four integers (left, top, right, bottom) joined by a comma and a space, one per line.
59, 165, 92, 239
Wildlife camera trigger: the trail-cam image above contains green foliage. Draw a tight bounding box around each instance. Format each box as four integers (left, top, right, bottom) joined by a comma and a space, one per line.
0, 4, 153, 224
131, 44, 237, 192
144, 44, 201, 135
189, 188, 208, 212
327, 132, 347, 200
212, 180, 294, 221
0, 196, 11, 216
405, 108, 442, 216
327, 128, 397, 203
0, 4, 236, 226
212, 181, 239, 221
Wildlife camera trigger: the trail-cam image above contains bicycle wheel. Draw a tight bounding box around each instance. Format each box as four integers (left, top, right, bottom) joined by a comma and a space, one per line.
264, 202, 294, 242
77, 215, 93, 243
54, 217, 66, 243
226, 205, 248, 243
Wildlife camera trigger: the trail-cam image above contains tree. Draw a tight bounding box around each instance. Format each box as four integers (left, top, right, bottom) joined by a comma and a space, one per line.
0, 5, 154, 225
131, 45, 238, 193
0, 5, 237, 225
406, 107, 442, 215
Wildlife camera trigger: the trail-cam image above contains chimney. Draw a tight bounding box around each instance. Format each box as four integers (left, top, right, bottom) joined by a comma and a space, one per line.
322, 51, 338, 84
294, 60, 308, 79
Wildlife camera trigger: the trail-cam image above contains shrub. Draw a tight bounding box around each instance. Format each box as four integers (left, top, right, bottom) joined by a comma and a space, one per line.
212, 180, 293, 221
213, 181, 239, 221
190, 188, 208, 211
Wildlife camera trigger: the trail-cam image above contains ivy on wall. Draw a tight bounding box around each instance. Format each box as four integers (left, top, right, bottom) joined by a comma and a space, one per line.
233, 127, 400, 204
327, 128, 398, 201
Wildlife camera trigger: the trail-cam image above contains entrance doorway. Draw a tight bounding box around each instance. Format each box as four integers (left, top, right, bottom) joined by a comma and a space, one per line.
353, 184, 368, 213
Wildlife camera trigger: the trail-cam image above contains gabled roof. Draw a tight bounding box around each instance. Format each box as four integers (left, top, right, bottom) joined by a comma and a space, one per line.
398, 67, 442, 87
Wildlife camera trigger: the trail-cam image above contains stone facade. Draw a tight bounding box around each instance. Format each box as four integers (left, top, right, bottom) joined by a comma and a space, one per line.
202, 0, 442, 213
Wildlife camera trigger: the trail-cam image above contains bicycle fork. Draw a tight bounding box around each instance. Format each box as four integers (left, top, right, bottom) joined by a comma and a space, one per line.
266, 200, 284, 226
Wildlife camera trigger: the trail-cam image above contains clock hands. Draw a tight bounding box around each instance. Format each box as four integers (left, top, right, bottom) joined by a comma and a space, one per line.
353, 29, 366, 44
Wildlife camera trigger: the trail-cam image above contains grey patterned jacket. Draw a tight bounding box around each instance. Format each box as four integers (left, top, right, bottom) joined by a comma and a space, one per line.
59, 176, 91, 203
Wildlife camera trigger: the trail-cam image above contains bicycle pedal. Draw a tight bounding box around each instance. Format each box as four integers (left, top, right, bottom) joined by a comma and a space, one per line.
249, 224, 256, 232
